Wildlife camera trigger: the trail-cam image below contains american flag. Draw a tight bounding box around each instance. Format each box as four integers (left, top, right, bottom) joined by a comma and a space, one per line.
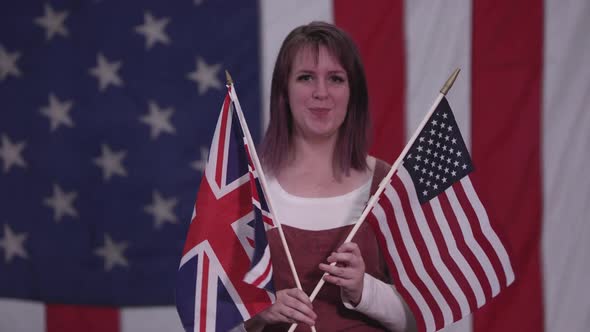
175, 86, 275, 332
2, 1, 589, 332
0, 1, 262, 331
368, 97, 514, 332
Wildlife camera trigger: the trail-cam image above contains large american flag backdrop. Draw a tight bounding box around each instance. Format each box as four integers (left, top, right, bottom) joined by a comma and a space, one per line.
0, 1, 588, 332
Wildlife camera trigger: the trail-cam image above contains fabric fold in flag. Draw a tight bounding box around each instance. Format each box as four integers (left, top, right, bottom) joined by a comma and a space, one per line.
175, 87, 275, 332
367, 97, 514, 332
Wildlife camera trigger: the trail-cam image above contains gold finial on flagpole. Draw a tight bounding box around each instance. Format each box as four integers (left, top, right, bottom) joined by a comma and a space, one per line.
225, 70, 233, 85
440, 68, 460, 95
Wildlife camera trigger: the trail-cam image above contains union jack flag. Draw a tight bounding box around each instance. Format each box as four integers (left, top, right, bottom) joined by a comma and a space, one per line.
176, 86, 275, 332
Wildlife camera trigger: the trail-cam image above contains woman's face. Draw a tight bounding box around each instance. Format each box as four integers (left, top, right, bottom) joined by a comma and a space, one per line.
287, 45, 350, 142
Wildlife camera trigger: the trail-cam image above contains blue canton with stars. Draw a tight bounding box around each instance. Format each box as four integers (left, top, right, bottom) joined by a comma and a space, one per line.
403, 97, 474, 204
0, 1, 262, 306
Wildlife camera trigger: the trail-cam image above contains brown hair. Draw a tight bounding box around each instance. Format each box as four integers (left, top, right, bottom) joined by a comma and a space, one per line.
260, 21, 370, 176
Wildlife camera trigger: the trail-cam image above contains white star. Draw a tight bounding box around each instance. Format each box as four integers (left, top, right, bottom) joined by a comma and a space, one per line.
0, 134, 27, 173
34, 4, 69, 40
0, 45, 21, 81
413, 165, 419, 171
134, 12, 171, 49
144, 191, 178, 229
419, 137, 425, 142
191, 146, 209, 173
451, 170, 457, 176
93, 144, 127, 181
94, 234, 129, 271
43, 184, 78, 222
186, 57, 222, 95
442, 113, 448, 119
39, 93, 74, 131
139, 101, 176, 139
433, 184, 439, 190
0, 224, 28, 263
89, 53, 124, 91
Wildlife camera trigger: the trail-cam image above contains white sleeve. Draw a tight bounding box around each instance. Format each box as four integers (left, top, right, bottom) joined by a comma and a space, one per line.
341, 273, 408, 332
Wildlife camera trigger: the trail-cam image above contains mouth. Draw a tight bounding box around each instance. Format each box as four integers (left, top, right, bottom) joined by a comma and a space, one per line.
308, 107, 330, 114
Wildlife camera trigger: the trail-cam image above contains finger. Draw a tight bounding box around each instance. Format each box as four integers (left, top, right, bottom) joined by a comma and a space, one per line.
322, 273, 356, 287
284, 288, 314, 309
336, 242, 361, 254
279, 305, 316, 326
319, 263, 353, 279
327, 252, 356, 266
282, 292, 317, 321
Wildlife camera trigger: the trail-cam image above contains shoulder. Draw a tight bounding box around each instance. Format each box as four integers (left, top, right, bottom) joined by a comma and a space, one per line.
369, 156, 390, 178
368, 156, 391, 195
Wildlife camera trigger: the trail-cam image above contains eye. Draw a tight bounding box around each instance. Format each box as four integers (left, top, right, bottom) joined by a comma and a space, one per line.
329, 74, 347, 84
296, 74, 313, 82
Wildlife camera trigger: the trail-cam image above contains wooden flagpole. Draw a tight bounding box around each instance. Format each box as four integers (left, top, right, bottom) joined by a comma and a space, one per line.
226, 72, 317, 332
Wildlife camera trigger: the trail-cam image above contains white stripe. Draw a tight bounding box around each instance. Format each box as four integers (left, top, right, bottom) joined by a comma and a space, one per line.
0, 299, 44, 332
203, 245, 253, 321
397, 166, 468, 323
543, 0, 590, 331
404, 0, 472, 149
460, 177, 515, 284
121, 307, 181, 332
259, 0, 333, 133
430, 196, 486, 309
194, 247, 204, 332
206, 253, 218, 332
406, 3, 474, 332
372, 203, 435, 332
243, 245, 272, 286
383, 183, 451, 328
445, 187, 500, 297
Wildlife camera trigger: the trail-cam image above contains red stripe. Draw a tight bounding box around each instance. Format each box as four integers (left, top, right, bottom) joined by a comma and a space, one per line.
46, 304, 119, 332
471, 0, 544, 331
438, 193, 493, 301
384, 180, 444, 328
368, 212, 426, 332
422, 199, 478, 314
392, 176, 450, 330
334, 0, 405, 163
200, 254, 210, 332
215, 93, 231, 187
453, 181, 506, 289
375, 190, 433, 332
252, 259, 272, 288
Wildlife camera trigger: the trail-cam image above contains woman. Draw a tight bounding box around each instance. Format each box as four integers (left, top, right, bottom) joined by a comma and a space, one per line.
246, 22, 414, 332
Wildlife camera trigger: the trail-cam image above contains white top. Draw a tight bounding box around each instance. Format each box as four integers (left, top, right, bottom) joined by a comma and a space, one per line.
266, 171, 371, 231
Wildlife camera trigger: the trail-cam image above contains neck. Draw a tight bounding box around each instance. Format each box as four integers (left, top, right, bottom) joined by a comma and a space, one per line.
288, 132, 339, 178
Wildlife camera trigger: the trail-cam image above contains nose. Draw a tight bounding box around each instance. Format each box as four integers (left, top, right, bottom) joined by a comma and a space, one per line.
312, 78, 328, 100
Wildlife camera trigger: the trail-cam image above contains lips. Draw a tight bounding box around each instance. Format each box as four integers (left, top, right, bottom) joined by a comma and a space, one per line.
308, 107, 330, 114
